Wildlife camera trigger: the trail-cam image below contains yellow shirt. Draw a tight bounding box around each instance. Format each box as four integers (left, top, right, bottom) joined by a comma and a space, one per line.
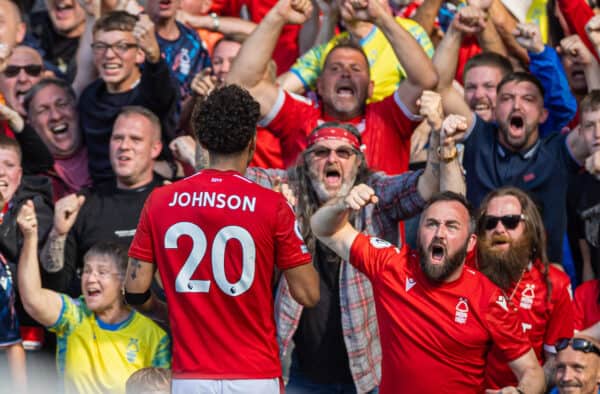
290, 17, 434, 103
49, 295, 171, 394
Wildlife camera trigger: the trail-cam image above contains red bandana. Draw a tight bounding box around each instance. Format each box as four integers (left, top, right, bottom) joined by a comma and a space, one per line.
307, 126, 361, 149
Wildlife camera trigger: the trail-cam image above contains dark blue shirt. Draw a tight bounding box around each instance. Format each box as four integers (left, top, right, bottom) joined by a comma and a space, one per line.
156, 21, 211, 99
463, 116, 580, 263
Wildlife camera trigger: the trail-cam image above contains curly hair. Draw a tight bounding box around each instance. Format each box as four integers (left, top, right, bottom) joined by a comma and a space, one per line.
191, 84, 260, 155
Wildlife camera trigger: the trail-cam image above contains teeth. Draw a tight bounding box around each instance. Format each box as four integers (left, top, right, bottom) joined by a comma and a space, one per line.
0, 181, 7, 187
103, 64, 120, 69
50, 124, 68, 133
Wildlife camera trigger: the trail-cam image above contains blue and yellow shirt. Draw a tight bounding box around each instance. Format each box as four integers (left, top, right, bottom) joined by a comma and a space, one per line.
49, 295, 171, 394
290, 17, 434, 103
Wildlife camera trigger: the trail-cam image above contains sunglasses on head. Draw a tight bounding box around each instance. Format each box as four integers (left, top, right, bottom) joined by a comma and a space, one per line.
3, 64, 43, 78
556, 338, 600, 356
309, 146, 357, 160
481, 214, 526, 230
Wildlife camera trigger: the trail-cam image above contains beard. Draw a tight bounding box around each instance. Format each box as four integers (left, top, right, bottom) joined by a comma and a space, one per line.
478, 233, 532, 290
418, 237, 469, 283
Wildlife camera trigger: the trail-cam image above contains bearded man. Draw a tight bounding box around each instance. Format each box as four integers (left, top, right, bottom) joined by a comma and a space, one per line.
476, 186, 575, 390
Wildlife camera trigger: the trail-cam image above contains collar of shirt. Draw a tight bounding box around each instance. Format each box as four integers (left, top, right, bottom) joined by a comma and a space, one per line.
497, 139, 541, 160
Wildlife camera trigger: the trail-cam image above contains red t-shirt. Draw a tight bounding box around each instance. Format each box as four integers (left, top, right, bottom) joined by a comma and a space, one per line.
250, 127, 285, 169
484, 262, 574, 389
262, 90, 420, 174
574, 279, 600, 331
349, 234, 531, 394
129, 169, 311, 379
210, 0, 300, 74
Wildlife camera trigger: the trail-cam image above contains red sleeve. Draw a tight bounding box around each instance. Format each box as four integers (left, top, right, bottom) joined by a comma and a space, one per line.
349, 233, 402, 280
273, 197, 312, 270
128, 194, 156, 263
574, 283, 587, 331
261, 91, 318, 167
557, 0, 598, 61
209, 0, 242, 16
544, 270, 574, 347
457, 37, 482, 84
573, 280, 600, 331
485, 289, 532, 362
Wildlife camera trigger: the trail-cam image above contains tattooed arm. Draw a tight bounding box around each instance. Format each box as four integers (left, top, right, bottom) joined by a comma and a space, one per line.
124, 258, 168, 325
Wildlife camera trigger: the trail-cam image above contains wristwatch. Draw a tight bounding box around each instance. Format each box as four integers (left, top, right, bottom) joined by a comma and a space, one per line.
209, 12, 220, 31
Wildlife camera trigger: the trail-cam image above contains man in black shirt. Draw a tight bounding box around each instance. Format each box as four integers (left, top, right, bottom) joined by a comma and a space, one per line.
42, 106, 164, 295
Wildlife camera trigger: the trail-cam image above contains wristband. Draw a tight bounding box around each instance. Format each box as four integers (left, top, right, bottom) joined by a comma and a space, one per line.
125, 289, 151, 305
209, 12, 220, 31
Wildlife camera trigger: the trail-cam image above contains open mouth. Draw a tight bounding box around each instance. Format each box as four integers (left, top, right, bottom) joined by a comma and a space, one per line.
159, 0, 172, 9
324, 168, 341, 186
53, 1, 74, 18
15, 89, 29, 106
429, 243, 446, 264
50, 123, 69, 135
335, 81, 356, 97
0, 180, 7, 188
509, 114, 524, 133
86, 289, 101, 298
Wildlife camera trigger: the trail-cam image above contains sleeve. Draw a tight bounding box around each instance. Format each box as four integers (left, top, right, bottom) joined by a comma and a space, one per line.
15, 124, 54, 175
557, 0, 598, 61
289, 41, 329, 91
258, 90, 316, 167
543, 273, 575, 351
573, 282, 590, 331
128, 195, 156, 263
529, 46, 578, 136
371, 170, 426, 222
273, 197, 311, 271
348, 232, 400, 280
151, 332, 172, 368
47, 294, 83, 336
484, 290, 533, 362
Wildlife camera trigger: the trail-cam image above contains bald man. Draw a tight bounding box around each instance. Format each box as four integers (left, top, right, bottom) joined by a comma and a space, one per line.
555, 336, 600, 394
41, 106, 165, 295
0, 0, 25, 49
0, 46, 45, 116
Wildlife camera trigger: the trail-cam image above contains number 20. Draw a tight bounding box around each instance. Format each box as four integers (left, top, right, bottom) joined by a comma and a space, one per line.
165, 222, 256, 296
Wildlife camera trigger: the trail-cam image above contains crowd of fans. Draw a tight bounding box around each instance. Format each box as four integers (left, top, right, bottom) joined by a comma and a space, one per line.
1, 0, 600, 392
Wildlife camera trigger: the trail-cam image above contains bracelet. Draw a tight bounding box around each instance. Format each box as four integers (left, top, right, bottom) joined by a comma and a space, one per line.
209, 12, 220, 31
437, 145, 458, 163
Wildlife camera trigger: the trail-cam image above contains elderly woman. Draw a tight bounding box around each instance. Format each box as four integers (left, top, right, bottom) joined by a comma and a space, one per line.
16, 200, 171, 394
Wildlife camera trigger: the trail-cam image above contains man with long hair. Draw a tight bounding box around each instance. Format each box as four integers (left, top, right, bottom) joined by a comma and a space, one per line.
476, 187, 574, 390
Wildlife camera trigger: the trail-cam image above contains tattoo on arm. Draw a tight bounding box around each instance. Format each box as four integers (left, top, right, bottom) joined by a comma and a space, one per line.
40, 231, 67, 273
130, 259, 142, 280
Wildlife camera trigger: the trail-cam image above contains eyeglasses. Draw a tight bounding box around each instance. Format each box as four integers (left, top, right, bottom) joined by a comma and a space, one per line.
91, 42, 138, 56
3, 64, 43, 78
82, 267, 121, 279
556, 338, 600, 356
309, 146, 357, 160
481, 214, 526, 230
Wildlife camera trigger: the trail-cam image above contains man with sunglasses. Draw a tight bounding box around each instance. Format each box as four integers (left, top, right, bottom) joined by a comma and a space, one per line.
78, 11, 179, 185
555, 337, 600, 394
476, 187, 575, 391
0, 46, 45, 118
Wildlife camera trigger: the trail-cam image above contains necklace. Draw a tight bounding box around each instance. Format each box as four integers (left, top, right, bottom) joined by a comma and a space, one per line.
506, 267, 527, 302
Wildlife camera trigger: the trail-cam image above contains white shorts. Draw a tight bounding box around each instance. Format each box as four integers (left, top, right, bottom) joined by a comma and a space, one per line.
172, 377, 281, 394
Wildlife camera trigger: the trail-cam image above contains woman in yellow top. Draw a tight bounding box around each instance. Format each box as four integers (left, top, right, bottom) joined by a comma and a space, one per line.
16, 201, 171, 394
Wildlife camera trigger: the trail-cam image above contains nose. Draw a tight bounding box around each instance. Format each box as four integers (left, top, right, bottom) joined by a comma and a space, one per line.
326, 149, 338, 163
48, 105, 62, 120
16, 68, 29, 83
561, 366, 575, 382
474, 85, 486, 99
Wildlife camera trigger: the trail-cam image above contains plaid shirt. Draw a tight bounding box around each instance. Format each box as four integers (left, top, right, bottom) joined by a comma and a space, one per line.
246, 168, 426, 393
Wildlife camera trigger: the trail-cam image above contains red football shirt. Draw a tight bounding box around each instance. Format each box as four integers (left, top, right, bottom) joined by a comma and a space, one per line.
349, 234, 531, 394
574, 279, 600, 331
250, 127, 284, 169
260, 89, 420, 174
129, 169, 311, 379
484, 262, 574, 389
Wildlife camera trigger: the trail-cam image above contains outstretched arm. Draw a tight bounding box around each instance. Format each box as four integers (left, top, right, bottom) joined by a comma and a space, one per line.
227, 0, 313, 116
311, 184, 378, 261
16, 201, 63, 328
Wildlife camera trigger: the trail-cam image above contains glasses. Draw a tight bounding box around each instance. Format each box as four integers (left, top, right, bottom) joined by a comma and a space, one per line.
91, 42, 138, 56
82, 267, 121, 279
556, 338, 600, 356
309, 146, 357, 160
481, 214, 526, 230
3, 64, 43, 78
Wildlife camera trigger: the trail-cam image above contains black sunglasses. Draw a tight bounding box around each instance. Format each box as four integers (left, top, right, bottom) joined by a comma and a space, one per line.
556, 338, 600, 356
481, 214, 526, 230
4, 64, 43, 78
309, 146, 357, 160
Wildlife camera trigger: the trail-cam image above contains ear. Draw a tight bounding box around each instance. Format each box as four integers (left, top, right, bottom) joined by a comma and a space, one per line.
16, 22, 25, 44
248, 134, 257, 157
466, 233, 477, 253
136, 48, 145, 65
539, 107, 549, 124
367, 80, 374, 99
151, 140, 163, 159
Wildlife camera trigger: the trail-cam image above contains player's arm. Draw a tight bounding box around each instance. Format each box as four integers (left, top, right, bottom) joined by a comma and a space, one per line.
226, 0, 312, 117
487, 349, 545, 394
311, 184, 378, 262
124, 258, 168, 325
16, 201, 63, 327
282, 265, 319, 307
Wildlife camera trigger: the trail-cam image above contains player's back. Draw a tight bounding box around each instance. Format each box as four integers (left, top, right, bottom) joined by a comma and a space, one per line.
132, 169, 309, 379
